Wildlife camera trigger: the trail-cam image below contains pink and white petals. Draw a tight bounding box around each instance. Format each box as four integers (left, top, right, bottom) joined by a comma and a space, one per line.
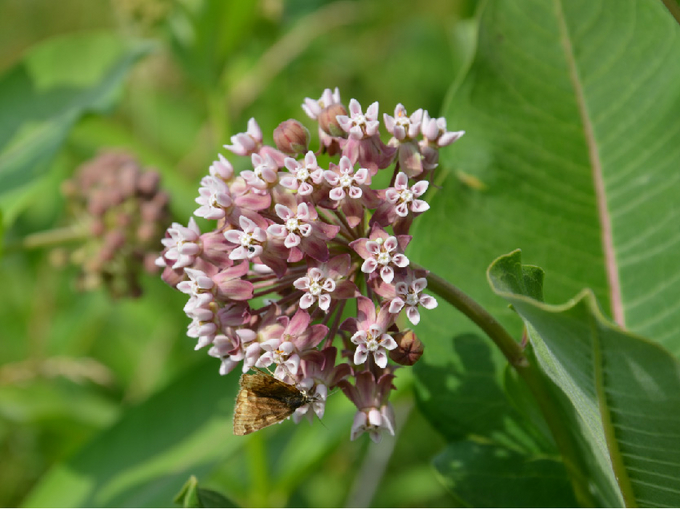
224, 118, 263, 156
389, 277, 438, 325
350, 404, 396, 443
224, 216, 267, 260
161, 218, 202, 269
336, 99, 380, 140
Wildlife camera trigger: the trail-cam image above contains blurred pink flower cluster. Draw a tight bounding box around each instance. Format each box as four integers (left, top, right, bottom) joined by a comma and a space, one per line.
156, 88, 463, 442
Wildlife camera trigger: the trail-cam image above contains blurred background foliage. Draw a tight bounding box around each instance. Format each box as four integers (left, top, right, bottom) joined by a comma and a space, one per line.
0, 0, 476, 506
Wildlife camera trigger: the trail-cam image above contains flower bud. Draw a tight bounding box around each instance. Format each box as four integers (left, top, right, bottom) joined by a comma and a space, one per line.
273, 119, 310, 156
319, 103, 348, 137
389, 330, 424, 366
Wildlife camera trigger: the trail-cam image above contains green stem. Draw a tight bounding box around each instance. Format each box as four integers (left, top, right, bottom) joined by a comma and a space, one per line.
425, 270, 527, 368
246, 433, 270, 507
4, 225, 88, 254
661, 0, 680, 26
425, 270, 597, 507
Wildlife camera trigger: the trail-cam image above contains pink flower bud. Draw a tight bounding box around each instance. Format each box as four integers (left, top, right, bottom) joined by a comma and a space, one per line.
388, 330, 424, 366
273, 119, 310, 156
319, 103, 348, 137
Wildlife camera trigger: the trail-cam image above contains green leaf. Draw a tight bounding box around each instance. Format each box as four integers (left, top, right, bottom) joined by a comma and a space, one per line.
411, 1, 680, 501
412, 0, 680, 353
414, 333, 552, 453
174, 475, 234, 508
0, 31, 150, 225
434, 440, 578, 507
23, 359, 242, 507
489, 250, 680, 507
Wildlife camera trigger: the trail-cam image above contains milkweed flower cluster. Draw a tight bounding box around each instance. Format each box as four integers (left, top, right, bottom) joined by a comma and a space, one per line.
61, 151, 171, 297
157, 89, 463, 442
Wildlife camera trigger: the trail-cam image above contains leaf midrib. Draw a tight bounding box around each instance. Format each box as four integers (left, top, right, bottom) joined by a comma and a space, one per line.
553, 0, 624, 326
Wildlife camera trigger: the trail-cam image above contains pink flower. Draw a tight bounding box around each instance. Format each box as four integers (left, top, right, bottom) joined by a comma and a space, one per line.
295, 347, 352, 424
350, 225, 410, 284
385, 172, 429, 217
266, 202, 313, 249
372, 172, 430, 233
293, 254, 358, 311
241, 153, 279, 192
339, 370, 396, 443
160, 218, 201, 269
292, 379, 328, 423
279, 151, 325, 195
342, 297, 397, 368
336, 99, 380, 140
323, 156, 380, 227
253, 309, 328, 380
209, 327, 257, 375
177, 267, 214, 296
388, 276, 437, 325
224, 216, 267, 260
420, 111, 465, 148
209, 153, 235, 181
194, 176, 233, 220
224, 118, 263, 156
302, 87, 342, 120
383, 104, 423, 141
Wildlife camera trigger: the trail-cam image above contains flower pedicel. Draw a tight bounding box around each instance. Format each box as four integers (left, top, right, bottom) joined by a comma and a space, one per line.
157, 88, 464, 443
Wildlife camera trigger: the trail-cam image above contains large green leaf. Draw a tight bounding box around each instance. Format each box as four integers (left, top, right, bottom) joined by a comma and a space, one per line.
0, 31, 149, 226
434, 440, 577, 507
411, 0, 680, 349
489, 250, 680, 508
23, 359, 241, 507
410, 0, 680, 503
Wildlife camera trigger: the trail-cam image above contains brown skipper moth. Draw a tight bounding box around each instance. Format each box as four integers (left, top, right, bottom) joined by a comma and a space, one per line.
233, 371, 315, 435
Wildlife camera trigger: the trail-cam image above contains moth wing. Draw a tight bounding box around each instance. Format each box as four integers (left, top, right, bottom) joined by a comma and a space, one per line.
233, 387, 295, 435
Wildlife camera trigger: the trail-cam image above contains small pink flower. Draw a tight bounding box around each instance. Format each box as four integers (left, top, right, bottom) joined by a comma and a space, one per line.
350, 225, 410, 284
209, 328, 257, 375
241, 153, 279, 192
383, 104, 423, 141
336, 99, 380, 140
267, 203, 314, 249
323, 156, 380, 227
256, 337, 300, 379
294, 254, 358, 311
350, 404, 396, 443
385, 172, 429, 218
160, 217, 201, 269
292, 379, 328, 423
253, 309, 328, 380
420, 111, 465, 148
388, 276, 437, 325
177, 267, 214, 296
224, 216, 267, 260
279, 151, 325, 195
294, 267, 335, 311
194, 176, 233, 220
338, 370, 396, 443
302, 87, 342, 120
224, 118, 263, 156
209, 153, 235, 181
342, 297, 397, 368
324, 156, 369, 201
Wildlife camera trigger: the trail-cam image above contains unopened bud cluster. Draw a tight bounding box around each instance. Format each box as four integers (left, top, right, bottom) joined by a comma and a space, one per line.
62, 151, 171, 297
157, 88, 464, 442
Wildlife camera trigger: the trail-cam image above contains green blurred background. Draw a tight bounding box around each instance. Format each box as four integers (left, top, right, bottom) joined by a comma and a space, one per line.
0, 0, 476, 506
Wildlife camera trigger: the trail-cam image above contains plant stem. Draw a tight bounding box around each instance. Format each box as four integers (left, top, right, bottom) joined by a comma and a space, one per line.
425, 269, 597, 507
4, 225, 88, 254
246, 433, 270, 507
425, 270, 527, 367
